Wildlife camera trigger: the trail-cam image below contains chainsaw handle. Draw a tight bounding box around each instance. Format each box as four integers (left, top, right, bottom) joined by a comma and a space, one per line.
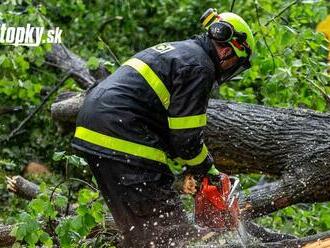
228, 176, 240, 205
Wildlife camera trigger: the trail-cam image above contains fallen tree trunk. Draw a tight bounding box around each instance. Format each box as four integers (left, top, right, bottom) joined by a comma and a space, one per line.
206, 100, 330, 218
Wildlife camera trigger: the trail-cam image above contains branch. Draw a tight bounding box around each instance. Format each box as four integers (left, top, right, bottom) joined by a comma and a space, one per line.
308, 79, 330, 108
244, 221, 297, 242
264, 0, 299, 27
6, 176, 40, 200
0, 106, 22, 116
254, 0, 275, 73
45, 44, 110, 89
230, 0, 236, 12
97, 36, 121, 67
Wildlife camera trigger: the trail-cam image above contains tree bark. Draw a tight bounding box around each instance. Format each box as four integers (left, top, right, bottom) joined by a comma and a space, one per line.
6, 176, 39, 200
0, 225, 15, 247
206, 100, 330, 218
45, 43, 109, 89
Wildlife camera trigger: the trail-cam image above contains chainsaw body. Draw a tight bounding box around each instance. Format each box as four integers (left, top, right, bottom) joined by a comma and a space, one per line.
195, 173, 240, 231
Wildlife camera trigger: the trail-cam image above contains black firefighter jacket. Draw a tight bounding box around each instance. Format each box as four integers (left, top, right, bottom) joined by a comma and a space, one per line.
72, 35, 220, 175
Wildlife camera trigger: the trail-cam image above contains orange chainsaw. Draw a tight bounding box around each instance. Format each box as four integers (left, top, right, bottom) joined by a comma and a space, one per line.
195, 173, 240, 231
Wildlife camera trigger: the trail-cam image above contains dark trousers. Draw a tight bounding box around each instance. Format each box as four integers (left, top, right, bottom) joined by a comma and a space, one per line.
85, 155, 199, 248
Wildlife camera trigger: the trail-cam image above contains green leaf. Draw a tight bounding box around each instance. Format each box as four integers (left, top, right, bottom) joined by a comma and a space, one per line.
67, 155, 88, 167
53, 151, 66, 161
71, 215, 83, 230
39, 5, 47, 15
9, 225, 18, 238
15, 55, 30, 72
0, 55, 6, 65
39, 182, 47, 193
39, 231, 50, 242
12, 243, 21, 248
15, 226, 27, 241
25, 231, 39, 245
292, 59, 303, 67
91, 201, 104, 223
29, 198, 46, 215
87, 57, 100, 70
78, 189, 99, 205
84, 213, 97, 228
77, 205, 89, 215
55, 195, 68, 208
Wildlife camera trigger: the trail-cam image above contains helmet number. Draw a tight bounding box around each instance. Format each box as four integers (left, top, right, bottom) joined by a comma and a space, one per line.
152, 43, 175, 54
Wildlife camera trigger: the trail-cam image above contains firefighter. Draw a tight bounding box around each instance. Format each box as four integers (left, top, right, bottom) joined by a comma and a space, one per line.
72, 9, 255, 248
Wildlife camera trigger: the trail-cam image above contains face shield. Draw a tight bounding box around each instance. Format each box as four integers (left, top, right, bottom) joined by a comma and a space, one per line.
215, 40, 252, 84
217, 56, 251, 83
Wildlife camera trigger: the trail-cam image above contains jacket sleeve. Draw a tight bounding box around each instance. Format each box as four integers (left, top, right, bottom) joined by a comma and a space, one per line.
167, 65, 215, 175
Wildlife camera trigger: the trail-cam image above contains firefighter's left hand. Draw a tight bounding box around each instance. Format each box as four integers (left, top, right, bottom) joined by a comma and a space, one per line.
182, 174, 197, 194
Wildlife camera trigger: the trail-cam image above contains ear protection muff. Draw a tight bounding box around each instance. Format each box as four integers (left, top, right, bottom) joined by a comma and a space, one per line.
208, 21, 247, 45
208, 21, 251, 58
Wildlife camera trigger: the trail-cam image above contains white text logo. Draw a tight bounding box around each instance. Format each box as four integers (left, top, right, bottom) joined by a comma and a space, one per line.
0, 24, 62, 47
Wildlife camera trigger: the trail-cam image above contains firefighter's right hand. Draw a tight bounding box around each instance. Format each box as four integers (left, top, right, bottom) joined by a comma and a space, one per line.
182, 174, 197, 194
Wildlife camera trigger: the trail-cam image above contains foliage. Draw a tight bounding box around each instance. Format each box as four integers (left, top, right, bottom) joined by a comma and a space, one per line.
257, 203, 330, 237
220, 0, 329, 110
9, 153, 106, 247
53, 151, 87, 165
10, 182, 105, 247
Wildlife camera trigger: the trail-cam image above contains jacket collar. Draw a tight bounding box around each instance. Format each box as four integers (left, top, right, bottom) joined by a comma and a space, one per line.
193, 33, 221, 81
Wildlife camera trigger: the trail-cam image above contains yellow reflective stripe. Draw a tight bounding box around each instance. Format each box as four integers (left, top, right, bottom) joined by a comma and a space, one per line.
75, 126, 168, 164
123, 58, 170, 109
168, 114, 207, 129
174, 144, 209, 166
202, 11, 215, 27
